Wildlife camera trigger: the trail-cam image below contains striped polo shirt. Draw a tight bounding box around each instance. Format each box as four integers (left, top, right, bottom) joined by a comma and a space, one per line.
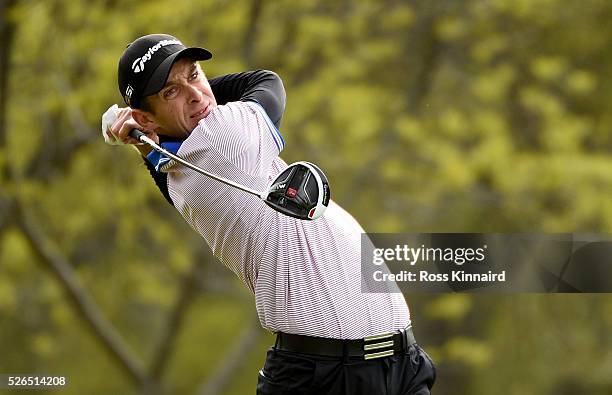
154, 101, 410, 339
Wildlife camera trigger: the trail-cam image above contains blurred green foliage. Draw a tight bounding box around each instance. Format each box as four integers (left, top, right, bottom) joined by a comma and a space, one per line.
1, 0, 611, 394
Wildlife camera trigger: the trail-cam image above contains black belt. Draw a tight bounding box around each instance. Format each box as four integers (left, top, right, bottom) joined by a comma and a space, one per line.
275, 325, 416, 360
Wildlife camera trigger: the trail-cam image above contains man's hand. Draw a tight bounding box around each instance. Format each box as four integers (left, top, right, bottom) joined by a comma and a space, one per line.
101, 104, 159, 155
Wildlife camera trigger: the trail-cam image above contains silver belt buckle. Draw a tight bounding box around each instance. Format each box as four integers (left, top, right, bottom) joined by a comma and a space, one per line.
363, 332, 394, 360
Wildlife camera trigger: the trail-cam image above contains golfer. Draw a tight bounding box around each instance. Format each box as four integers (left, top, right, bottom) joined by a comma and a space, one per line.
103, 34, 435, 395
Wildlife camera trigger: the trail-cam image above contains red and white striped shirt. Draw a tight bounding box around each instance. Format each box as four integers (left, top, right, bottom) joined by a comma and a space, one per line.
161, 101, 410, 339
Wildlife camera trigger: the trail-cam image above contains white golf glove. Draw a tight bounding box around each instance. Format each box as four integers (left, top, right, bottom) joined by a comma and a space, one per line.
101, 104, 123, 145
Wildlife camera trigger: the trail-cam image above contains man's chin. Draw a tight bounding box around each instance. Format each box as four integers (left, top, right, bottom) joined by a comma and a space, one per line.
189, 121, 200, 131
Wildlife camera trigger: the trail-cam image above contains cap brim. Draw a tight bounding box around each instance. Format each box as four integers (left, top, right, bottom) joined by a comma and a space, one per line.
141, 47, 212, 98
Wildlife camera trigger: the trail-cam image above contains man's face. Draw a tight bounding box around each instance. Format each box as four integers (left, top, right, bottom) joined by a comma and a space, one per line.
143, 58, 217, 138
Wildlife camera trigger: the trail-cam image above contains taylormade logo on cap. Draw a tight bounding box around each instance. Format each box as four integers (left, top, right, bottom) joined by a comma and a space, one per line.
118, 34, 212, 108
131, 39, 182, 73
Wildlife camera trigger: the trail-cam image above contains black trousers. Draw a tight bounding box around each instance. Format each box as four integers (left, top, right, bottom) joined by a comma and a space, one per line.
256, 343, 436, 395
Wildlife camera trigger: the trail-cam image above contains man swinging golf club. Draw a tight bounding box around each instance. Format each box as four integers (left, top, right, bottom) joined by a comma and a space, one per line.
103, 33, 435, 394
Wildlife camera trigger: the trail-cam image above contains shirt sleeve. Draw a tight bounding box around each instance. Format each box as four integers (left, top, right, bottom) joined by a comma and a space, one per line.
189, 101, 284, 177
209, 70, 286, 128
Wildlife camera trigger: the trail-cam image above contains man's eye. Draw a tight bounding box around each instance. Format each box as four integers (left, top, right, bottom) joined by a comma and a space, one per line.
189, 72, 199, 81
164, 87, 178, 99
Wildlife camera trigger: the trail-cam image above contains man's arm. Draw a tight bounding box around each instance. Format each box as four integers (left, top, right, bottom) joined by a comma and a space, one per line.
145, 70, 286, 206
209, 69, 286, 128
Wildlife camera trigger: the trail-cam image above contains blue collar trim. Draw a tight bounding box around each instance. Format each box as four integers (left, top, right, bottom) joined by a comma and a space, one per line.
146, 140, 183, 171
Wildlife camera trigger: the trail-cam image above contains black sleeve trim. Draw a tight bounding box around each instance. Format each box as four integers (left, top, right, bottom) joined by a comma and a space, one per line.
144, 159, 173, 205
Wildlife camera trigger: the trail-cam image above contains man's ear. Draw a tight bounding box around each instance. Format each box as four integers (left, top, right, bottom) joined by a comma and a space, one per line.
131, 109, 158, 131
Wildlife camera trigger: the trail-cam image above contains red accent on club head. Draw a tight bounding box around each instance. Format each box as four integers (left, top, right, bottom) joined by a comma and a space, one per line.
286, 188, 297, 198
308, 208, 316, 218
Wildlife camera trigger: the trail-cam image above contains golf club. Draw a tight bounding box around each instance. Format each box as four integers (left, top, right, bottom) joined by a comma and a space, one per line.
129, 129, 330, 220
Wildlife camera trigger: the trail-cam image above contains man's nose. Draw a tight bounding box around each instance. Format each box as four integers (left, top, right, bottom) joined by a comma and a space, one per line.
186, 84, 203, 102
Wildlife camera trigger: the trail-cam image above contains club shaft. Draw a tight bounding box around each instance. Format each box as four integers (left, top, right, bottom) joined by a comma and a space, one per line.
132, 130, 263, 198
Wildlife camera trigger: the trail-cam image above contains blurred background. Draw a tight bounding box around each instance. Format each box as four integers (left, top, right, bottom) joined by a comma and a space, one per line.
1, 0, 611, 394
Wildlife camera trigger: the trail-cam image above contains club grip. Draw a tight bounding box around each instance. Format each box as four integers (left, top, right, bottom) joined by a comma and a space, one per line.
129, 129, 145, 141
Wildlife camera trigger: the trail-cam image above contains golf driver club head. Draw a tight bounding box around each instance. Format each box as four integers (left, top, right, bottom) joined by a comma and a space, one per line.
264, 162, 330, 220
